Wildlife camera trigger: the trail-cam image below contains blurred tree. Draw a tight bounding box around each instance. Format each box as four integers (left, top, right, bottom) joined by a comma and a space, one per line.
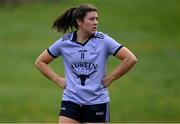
0, 0, 19, 6
0, 0, 59, 6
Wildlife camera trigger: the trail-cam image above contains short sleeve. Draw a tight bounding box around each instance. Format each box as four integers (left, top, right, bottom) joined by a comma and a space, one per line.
47, 39, 62, 58
104, 35, 123, 56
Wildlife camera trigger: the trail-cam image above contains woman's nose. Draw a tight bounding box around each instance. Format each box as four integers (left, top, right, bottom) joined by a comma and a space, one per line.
94, 19, 98, 25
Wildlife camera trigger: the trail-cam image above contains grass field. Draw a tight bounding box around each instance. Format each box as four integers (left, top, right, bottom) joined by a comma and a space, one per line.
0, 0, 180, 122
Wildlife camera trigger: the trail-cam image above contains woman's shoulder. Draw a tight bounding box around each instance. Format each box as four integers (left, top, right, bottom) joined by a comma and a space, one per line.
94, 31, 112, 40
61, 32, 74, 41
94, 31, 106, 39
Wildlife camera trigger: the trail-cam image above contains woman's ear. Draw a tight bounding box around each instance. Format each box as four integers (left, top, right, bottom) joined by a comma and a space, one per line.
77, 19, 82, 27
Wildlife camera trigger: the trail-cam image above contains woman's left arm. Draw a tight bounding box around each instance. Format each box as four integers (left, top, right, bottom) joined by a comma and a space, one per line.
102, 47, 137, 87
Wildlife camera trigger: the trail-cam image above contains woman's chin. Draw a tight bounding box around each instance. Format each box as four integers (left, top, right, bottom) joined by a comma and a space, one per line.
91, 30, 97, 34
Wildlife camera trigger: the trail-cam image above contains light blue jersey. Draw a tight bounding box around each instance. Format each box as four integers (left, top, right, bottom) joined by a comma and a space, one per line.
48, 31, 123, 105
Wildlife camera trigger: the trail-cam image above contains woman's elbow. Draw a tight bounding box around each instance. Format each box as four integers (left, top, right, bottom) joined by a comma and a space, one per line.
130, 55, 138, 65
34, 59, 41, 69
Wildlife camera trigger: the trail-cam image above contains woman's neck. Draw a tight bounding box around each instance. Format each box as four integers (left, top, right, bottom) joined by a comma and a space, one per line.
76, 30, 91, 44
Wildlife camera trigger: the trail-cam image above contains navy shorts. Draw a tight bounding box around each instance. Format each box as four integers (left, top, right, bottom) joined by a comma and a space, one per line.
59, 101, 110, 123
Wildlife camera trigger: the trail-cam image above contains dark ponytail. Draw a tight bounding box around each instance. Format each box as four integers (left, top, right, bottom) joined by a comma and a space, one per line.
52, 4, 97, 33
52, 7, 76, 33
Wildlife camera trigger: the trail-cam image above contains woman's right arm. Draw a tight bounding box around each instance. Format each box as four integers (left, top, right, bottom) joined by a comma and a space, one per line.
35, 50, 66, 89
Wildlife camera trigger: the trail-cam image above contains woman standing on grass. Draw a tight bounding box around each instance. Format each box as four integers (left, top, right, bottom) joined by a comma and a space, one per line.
35, 3, 137, 123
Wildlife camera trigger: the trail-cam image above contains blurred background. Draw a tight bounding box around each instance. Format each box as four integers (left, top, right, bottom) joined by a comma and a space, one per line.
0, 0, 180, 123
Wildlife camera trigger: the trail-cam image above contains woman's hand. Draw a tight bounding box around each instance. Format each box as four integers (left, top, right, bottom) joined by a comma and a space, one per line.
102, 75, 114, 88
55, 77, 67, 89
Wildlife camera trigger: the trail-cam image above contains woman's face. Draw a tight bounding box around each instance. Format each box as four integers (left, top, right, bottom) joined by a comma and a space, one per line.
77, 11, 98, 35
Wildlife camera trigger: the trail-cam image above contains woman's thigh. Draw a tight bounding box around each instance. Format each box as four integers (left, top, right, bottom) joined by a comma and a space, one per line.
59, 116, 80, 124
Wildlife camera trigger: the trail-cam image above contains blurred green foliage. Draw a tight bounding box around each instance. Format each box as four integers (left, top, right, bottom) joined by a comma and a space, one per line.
0, 0, 180, 122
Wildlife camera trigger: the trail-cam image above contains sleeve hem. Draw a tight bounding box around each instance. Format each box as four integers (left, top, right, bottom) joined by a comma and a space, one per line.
47, 48, 58, 58
113, 45, 124, 56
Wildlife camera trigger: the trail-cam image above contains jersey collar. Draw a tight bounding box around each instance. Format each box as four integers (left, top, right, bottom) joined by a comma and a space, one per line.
71, 31, 95, 46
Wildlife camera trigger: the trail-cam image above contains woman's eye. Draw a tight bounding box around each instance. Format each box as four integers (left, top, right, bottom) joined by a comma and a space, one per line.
90, 18, 94, 21
89, 17, 98, 21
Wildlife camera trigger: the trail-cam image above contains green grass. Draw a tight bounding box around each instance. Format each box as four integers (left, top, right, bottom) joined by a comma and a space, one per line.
0, 0, 180, 122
